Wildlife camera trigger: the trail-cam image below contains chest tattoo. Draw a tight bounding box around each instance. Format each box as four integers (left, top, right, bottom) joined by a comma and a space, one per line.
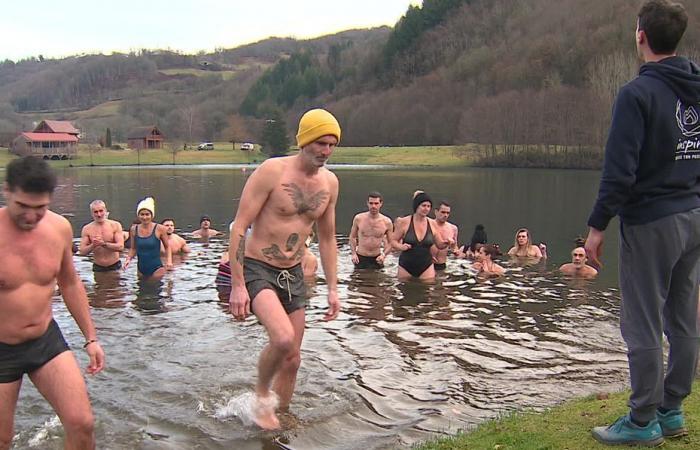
282, 183, 330, 214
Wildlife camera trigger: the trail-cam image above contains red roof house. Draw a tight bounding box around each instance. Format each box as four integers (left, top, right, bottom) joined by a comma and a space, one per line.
11, 120, 80, 159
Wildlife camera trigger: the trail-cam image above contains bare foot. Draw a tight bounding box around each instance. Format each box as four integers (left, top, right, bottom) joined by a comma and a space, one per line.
252, 392, 280, 430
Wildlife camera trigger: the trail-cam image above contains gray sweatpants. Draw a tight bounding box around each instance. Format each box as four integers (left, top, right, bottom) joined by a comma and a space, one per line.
619, 207, 700, 422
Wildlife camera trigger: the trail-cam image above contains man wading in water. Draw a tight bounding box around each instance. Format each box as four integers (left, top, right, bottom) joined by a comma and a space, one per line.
228, 109, 341, 430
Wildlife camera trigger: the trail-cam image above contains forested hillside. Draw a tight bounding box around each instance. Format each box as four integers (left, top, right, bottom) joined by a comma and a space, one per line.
0, 0, 699, 152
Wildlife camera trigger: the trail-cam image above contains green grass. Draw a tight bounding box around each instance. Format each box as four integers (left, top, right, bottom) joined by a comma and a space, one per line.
0, 143, 597, 168
0, 144, 477, 168
324, 145, 481, 166
414, 382, 700, 449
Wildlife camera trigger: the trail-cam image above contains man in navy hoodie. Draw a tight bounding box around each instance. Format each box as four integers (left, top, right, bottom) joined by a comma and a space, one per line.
586, 0, 700, 446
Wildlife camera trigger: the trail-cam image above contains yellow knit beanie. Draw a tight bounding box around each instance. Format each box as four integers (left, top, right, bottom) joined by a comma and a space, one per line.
296, 109, 341, 148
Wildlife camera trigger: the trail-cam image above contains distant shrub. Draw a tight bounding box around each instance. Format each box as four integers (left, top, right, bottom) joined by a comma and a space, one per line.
110, 144, 123, 150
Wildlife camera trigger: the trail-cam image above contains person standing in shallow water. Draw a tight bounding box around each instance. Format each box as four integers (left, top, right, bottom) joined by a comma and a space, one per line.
586, 1, 700, 446
349, 191, 393, 270
79, 199, 125, 272
124, 197, 172, 279
228, 108, 341, 430
430, 201, 459, 271
390, 191, 450, 281
0, 156, 105, 449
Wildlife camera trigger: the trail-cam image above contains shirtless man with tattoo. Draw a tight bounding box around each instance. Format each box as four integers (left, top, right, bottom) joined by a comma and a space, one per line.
79, 200, 125, 272
349, 192, 393, 269
0, 157, 105, 449
229, 109, 341, 430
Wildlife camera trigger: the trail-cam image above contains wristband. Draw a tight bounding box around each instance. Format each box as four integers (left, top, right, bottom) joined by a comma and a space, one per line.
83, 339, 98, 348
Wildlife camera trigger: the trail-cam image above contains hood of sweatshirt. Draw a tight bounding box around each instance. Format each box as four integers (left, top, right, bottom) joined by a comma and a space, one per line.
640, 56, 700, 105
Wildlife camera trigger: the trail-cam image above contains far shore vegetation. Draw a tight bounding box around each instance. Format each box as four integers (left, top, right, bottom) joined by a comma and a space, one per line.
0, 142, 604, 169
414, 380, 700, 450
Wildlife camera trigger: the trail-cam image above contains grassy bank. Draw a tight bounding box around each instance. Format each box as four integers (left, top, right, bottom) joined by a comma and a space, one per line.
415, 381, 700, 449
0, 143, 601, 169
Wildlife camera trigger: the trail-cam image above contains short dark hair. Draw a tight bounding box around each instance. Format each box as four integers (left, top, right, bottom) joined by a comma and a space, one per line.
161, 218, 175, 225
368, 191, 383, 201
6, 156, 57, 194
638, 0, 688, 54
200, 215, 211, 224
482, 244, 501, 258
438, 201, 450, 209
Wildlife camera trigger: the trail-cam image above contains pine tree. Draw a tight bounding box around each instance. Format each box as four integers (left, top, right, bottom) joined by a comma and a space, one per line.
260, 112, 289, 157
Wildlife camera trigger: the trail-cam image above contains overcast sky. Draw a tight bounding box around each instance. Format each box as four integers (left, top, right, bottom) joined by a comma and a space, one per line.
1, 0, 421, 61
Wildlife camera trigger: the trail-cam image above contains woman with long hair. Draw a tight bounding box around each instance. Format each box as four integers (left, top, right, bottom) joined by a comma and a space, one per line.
507, 227, 543, 258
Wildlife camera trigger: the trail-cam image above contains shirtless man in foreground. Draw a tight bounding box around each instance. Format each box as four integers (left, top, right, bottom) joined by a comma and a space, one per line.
229, 109, 341, 430
349, 192, 393, 269
79, 200, 124, 271
559, 247, 598, 279
0, 156, 105, 449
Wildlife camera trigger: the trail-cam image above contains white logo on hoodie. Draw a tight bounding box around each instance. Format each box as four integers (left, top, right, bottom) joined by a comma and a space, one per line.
676, 101, 700, 137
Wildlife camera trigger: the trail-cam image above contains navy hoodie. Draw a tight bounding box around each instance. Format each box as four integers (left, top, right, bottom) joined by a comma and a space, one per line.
588, 56, 700, 230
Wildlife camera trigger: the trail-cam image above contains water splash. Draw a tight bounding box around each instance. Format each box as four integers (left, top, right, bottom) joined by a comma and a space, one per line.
27, 415, 61, 447
214, 392, 256, 424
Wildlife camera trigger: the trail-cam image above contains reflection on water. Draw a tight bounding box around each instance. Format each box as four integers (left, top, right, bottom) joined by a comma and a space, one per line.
13, 237, 627, 449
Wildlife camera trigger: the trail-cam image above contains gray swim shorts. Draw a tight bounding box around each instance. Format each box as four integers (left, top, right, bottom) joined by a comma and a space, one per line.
244, 257, 306, 314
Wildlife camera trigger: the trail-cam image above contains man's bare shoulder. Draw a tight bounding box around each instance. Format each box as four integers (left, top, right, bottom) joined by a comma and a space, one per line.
320, 167, 339, 187
45, 211, 72, 237
379, 214, 393, 226
81, 221, 95, 233
353, 211, 369, 221
256, 157, 290, 174
108, 219, 123, 230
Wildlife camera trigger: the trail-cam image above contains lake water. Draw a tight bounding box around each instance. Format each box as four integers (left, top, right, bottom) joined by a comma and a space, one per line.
6, 165, 629, 449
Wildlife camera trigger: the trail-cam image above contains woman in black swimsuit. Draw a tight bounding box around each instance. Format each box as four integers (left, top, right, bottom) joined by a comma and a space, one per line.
390, 191, 449, 281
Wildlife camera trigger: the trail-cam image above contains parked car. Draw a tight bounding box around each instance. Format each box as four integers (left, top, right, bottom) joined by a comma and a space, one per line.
240, 142, 254, 151
198, 142, 214, 150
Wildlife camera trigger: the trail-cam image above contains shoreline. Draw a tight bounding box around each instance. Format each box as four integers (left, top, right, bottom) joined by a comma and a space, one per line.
414, 380, 700, 449
1, 144, 603, 170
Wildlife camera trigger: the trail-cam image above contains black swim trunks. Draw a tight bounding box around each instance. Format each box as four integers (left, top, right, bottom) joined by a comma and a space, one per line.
434, 262, 447, 271
244, 257, 306, 315
0, 319, 70, 383
354, 254, 383, 270
93, 260, 122, 272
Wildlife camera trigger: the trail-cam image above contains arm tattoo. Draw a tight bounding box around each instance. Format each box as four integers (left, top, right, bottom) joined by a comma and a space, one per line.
235, 234, 246, 264
285, 233, 299, 251
282, 183, 330, 214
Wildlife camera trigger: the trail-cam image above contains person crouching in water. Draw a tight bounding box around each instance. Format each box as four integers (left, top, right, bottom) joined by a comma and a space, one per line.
473, 244, 505, 277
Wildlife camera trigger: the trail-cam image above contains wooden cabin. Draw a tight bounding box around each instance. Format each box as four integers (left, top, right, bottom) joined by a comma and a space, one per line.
11, 132, 78, 159
10, 120, 80, 159
127, 126, 164, 149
